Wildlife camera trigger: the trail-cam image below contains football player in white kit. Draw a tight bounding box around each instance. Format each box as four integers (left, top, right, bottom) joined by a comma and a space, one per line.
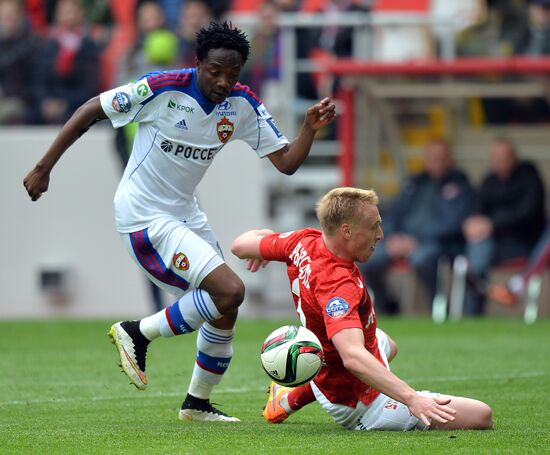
23, 21, 337, 422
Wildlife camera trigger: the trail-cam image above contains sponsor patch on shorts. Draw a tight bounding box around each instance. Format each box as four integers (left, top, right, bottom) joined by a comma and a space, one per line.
325, 297, 350, 318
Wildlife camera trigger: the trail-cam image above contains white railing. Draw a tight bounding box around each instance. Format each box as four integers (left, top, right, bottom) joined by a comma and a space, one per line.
228, 11, 459, 137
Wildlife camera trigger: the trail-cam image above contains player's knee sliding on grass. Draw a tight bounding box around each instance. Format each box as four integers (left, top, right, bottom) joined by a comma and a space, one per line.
233, 188, 492, 431
263, 329, 399, 424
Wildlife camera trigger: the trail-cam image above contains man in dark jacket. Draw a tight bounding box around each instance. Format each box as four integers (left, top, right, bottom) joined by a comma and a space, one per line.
463, 137, 546, 315
31, 0, 99, 124
0, 0, 36, 124
361, 139, 473, 314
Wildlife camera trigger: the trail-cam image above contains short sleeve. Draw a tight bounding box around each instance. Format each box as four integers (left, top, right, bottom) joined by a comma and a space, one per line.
238, 102, 289, 157
259, 230, 299, 263
314, 276, 364, 339
99, 77, 156, 128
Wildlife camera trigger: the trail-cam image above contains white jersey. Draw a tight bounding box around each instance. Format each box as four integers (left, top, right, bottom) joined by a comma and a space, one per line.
99, 68, 289, 233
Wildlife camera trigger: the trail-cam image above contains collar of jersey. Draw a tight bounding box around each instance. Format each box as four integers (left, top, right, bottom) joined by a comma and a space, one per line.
312, 230, 354, 266
190, 68, 218, 115
325, 247, 355, 266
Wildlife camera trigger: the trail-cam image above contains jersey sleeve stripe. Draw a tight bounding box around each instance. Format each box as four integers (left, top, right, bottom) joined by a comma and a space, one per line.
231, 83, 262, 107
149, 76, 192, 90
147, 71, 192, 89
149, 75, 191, 84
149, 80, 193, 91
233, 83, 261, 100
148, 73, 192, 83
146, 69, 192, 82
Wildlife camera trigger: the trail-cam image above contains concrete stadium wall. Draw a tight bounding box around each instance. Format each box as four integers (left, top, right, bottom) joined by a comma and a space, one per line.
0, 126, 270, 319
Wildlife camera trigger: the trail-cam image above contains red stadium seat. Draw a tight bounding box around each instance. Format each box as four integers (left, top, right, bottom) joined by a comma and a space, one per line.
230, 0, 263, 12
373, 0, 430, 12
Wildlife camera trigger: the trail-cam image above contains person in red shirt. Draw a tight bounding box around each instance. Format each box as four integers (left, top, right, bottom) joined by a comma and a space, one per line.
231, 187, 492, 431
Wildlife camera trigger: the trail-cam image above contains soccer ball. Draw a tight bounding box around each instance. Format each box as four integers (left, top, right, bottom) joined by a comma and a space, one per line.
260, 325, 324, 387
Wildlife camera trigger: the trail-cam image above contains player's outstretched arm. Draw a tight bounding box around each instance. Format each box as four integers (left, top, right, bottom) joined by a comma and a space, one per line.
231, 229, 275, 272
23, 96, 107, 201
332, 328, 456, 427
267, 97, 336, 175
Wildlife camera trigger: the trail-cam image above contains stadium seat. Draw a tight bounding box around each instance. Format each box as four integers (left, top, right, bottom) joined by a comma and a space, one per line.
447, 255, 540, 321
229, 0, 263, 12
388, 258, 429, 316
374, 0, 430, 12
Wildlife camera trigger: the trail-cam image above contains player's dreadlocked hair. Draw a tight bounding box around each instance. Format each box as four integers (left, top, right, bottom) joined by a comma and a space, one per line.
195, 21, 250, 64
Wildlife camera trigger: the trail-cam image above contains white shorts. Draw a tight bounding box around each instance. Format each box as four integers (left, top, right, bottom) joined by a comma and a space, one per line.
121, 214, 224, 298
311, 329, 439, 431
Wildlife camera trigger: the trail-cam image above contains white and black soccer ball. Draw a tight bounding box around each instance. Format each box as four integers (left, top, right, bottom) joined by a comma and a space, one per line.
260, 325, 324, 387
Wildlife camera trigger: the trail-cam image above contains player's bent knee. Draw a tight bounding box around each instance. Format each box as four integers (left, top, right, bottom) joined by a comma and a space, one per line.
200, 265, 245, 314
464, 399, 493, 430
224, 278, 245, 306
212, 277, 245, 314
476, 402, 493, 430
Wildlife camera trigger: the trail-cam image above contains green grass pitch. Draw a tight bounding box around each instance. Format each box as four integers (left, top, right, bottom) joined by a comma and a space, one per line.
1, 317, 549, 454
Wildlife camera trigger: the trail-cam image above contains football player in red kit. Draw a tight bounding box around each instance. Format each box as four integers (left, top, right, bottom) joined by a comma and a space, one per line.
231, 187, 492, 431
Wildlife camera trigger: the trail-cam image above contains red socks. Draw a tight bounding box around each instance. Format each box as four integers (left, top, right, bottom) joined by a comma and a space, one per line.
287, 383, 316, 411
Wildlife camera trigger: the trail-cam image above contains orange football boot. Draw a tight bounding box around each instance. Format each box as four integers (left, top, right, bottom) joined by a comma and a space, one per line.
263, 382, 293, 424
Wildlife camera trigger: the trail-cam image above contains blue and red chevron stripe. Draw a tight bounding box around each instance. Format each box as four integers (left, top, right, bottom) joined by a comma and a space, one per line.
148, 70, 193, 91
129, 229, 190, 291
231, 83, 261, 107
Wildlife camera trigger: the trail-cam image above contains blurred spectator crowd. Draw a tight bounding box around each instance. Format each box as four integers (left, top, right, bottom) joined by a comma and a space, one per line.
0, 0, 224, 124
2, 0, 550, 317
2, 0, 550, 125
361, 137, 549, 317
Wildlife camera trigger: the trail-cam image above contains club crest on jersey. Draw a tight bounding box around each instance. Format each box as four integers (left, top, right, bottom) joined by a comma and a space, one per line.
325, 297, 350, 319
173, 253, 189, 271
216, 116, 234, 143
112, 92, 131, 113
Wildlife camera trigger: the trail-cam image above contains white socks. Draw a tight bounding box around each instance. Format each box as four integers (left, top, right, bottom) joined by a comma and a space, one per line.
187, 322, 234, 399
140, 289, 222, 340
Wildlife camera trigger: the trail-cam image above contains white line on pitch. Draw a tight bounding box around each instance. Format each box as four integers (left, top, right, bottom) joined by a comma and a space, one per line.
0, 371, 545, 407
0, 387, 266, 407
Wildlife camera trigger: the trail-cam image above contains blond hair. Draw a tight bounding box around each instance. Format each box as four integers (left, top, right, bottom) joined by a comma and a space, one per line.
315, 187, 379, 236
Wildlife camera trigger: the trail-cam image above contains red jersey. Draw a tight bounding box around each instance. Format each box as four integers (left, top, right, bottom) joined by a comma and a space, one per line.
260, 228, 384, 408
